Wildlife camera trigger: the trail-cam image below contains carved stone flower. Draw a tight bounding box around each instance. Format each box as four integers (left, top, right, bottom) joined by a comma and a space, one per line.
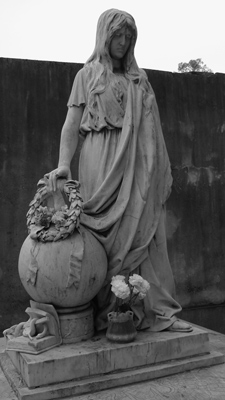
34, 206, 54, 228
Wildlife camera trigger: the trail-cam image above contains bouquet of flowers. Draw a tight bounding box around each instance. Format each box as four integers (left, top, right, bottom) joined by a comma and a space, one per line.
110, 274, 150, 314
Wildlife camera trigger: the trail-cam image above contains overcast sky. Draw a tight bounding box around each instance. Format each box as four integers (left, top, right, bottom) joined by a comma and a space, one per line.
0, 0, 224, 73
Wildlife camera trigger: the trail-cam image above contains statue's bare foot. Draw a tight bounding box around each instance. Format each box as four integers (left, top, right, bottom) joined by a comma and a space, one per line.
166, 320, 193, 332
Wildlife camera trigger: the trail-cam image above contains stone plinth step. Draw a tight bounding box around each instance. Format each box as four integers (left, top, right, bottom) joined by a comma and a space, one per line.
1, 350, 224, 400
0, 326, 224, 400
7, 326, 209, 388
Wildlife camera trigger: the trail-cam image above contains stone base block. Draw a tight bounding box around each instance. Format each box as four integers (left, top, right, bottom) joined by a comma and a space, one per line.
58, 306, 94, 344
1, 351, 224, 400
1, 326, 224, 400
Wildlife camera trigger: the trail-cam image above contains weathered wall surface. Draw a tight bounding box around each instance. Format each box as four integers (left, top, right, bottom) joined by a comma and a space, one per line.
0, 58, 83, 333
0, 58, 225, 334
146, 70, 225, 310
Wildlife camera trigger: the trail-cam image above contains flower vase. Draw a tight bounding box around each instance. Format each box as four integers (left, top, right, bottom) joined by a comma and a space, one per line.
106, 311, 137, 343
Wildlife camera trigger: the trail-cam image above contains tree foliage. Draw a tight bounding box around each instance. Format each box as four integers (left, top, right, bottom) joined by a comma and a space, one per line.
178, 58, 213, 73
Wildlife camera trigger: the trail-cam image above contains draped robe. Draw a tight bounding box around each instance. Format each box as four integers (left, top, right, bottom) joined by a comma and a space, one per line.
68, 65, 181, 331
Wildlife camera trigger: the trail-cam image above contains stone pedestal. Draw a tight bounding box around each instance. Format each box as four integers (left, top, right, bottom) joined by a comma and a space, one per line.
3, 301, 96, 355
58, 305, 94, 344
1, 325, 224, 400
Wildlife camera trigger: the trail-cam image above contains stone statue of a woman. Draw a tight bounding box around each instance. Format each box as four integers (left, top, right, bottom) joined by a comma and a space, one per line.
46, 9, 192, 333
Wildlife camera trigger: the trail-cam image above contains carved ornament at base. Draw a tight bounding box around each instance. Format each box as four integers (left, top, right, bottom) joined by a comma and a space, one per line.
3, 301, 62, 354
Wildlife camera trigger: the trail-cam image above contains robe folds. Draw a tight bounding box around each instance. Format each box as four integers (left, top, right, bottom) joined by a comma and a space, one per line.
67, 64, 181, 331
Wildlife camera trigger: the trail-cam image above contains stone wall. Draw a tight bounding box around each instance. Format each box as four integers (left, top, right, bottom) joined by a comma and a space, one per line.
0, 58, 225, 334
145, 69, 225, 307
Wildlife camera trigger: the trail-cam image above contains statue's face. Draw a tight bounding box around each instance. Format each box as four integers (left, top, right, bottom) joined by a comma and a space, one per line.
109, 26, 132, 61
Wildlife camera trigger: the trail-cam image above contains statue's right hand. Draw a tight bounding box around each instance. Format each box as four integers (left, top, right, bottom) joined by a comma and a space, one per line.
44, 166, 72, 192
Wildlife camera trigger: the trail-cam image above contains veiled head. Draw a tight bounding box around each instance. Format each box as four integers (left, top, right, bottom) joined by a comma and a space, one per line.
86, 9, 138, 72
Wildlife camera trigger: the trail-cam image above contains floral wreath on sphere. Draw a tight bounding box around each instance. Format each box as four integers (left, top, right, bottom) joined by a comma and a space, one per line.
26, 177, 83, 242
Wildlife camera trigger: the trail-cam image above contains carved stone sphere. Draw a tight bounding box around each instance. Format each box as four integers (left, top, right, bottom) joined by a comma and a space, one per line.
18, 226, 107, 308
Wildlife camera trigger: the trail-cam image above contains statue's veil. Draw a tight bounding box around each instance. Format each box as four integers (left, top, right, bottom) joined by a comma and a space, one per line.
86, 9, 139, 74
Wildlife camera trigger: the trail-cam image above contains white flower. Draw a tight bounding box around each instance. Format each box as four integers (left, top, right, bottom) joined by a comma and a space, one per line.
137, 292, 146, 300
111, 276, 130, 300
111, 275, 125, 283
110, 274, 150, 308
129, 274, 150, 295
